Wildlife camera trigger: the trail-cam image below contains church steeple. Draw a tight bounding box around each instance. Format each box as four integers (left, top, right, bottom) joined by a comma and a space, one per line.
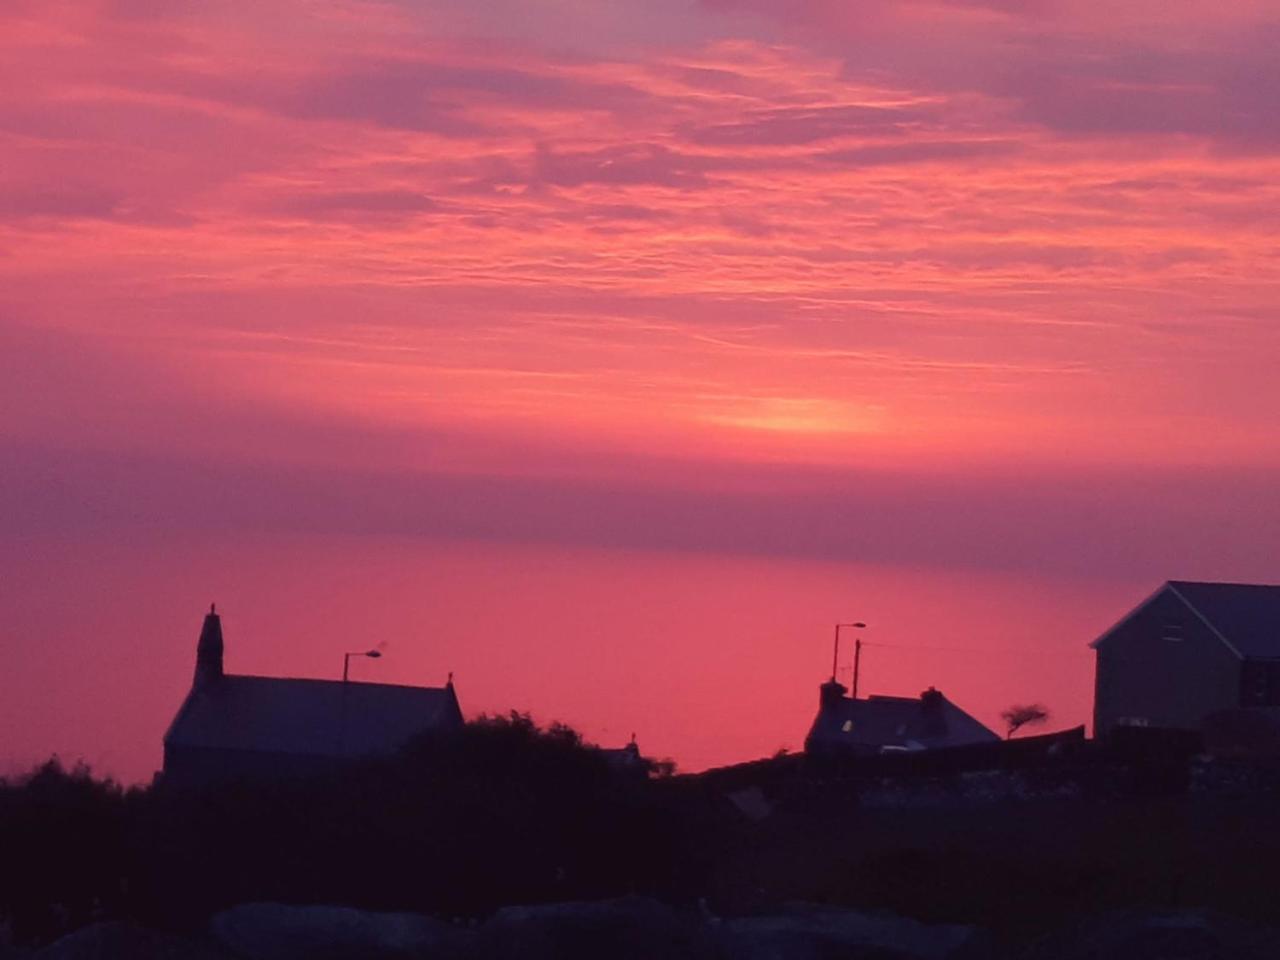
194, 603, 224, 688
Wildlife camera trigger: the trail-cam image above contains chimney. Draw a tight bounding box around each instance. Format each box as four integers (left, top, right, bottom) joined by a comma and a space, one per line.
919, 686, 947, 738
820, 678, 848, 710
194, 603, 224, 689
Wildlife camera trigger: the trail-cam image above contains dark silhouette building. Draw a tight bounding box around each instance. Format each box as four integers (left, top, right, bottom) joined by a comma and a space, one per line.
163, 606, 463, 787
598, 735, 651, 777
805, 682, 999, 756
1092, 580, 1280, 737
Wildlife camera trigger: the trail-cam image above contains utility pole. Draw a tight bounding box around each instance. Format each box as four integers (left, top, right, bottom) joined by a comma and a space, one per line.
832, 621, 867, 688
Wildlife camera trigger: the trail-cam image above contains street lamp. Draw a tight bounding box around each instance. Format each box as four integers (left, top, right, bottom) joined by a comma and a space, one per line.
832, 621, 867, 695
343, 649, 382, 683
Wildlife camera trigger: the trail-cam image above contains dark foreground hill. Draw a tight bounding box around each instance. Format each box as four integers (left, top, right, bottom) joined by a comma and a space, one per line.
16, 900, 1280, 960
7, 717, 1280, 957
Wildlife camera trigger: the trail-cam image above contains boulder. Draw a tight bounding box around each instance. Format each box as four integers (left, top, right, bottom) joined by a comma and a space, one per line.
210, 903, 463, 960
721, 903, 986, 960
483, 896, 709, 960
1017, 909, 1280, 960
32, 922, 228, 960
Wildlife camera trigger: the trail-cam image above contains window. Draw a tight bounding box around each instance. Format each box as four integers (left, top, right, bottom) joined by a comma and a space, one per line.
841, 720, 853, 733
1240, 661, 1280, 705
1161, 621, 1184, 642
1255, 672, 1268, 704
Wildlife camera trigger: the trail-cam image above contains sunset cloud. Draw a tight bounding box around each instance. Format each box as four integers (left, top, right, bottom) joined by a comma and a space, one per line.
2, 0, 1278, 515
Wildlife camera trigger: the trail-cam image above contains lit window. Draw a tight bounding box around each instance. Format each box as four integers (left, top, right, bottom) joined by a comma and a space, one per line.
841, 720, 853, 733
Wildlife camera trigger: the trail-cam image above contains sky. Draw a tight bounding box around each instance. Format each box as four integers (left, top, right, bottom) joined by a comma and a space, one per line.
2, 0, 1279, 781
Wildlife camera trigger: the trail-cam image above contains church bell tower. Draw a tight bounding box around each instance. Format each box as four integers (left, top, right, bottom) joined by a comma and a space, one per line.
194, 603, 224, 688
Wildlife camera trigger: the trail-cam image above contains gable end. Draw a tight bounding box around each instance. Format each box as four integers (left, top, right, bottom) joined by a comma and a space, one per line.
1091, 581, 1247, 659
1165, 582, 1245, 659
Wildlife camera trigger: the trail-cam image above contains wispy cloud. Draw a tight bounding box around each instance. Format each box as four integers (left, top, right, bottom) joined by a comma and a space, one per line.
0, 0, 1278, 497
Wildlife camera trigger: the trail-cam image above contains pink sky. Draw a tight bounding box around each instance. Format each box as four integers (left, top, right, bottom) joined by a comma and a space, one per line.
2, 1, 1278, 781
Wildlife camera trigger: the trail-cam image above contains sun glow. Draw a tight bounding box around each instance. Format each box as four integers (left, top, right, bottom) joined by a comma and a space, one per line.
702, 397, 888, 436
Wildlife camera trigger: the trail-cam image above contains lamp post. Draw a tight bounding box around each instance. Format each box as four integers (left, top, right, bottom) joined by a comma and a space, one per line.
340, 649, 383, 758
343, 649, 382, 683
832, 621, 867, 694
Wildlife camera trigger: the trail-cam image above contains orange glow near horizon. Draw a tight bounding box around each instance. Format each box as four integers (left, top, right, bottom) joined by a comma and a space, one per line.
2, 0, 1279, 779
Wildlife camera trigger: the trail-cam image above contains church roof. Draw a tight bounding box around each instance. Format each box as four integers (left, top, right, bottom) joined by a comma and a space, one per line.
807, 688, 999, 753
165, 674, 462, 760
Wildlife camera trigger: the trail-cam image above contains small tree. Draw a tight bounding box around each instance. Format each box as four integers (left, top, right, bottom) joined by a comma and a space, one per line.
1001, 704, 1049, 739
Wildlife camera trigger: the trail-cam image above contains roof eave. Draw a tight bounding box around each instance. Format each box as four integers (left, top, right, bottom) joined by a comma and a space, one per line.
162, 685, 200, 747
1089, 581, 1247, 659
1089, 582, 1172, 650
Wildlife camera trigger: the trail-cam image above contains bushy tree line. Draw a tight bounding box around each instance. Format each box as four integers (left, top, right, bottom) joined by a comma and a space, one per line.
137, 713, 698, 926
14, 720, 1280, 948
0, 760, 136, 943
0, 716, 711, 945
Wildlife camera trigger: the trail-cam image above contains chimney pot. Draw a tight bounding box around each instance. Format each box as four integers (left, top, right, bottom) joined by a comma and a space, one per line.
820, 678, 848, 709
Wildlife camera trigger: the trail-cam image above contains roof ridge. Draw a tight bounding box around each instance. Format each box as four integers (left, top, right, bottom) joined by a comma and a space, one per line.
1168, 579, 1280, 589
227, 673, 453, 694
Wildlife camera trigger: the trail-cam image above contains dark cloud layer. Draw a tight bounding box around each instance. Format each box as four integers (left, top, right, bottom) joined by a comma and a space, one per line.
0, 186, 122, 220
686, 103, 940, 146
264, 189, 444, 221
6, 438, 1277, 586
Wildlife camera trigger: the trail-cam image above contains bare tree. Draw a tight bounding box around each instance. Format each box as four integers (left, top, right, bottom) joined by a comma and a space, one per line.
1001, 704, 1049, 739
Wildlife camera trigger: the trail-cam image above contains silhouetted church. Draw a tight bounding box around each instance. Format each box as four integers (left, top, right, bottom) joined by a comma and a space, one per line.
163, 606, 463, 787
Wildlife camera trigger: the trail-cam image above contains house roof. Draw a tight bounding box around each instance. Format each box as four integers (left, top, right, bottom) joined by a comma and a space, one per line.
1092, 581, 1280, 659
599, 741, 644, 770
1167, 581, 1280, 659
164, 675, 462, 759
807, 688, 1000, 752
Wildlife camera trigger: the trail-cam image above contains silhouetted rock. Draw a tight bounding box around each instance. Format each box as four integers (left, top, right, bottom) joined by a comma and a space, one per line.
32, 922, 228, 960
1017, 910, 1280, 960
721, 903, 986, 960
210, 903, 463, 960
483, 896, 708, 960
